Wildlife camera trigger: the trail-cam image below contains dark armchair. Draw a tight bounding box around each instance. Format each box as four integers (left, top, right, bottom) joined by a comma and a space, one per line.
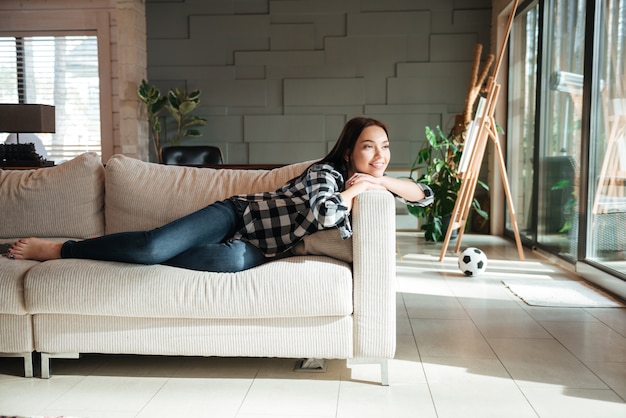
161, 145, 224, 166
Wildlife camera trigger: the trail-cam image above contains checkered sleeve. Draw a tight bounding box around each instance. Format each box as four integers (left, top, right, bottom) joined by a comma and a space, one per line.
306, 164, 350, 231
397, 182, 434, 207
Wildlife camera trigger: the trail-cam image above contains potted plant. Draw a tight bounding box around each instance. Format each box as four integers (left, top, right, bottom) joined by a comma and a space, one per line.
407, 125, 489, 242
164, 87, 207, 146
138, 79, 207, 162
138, 80, 166, 160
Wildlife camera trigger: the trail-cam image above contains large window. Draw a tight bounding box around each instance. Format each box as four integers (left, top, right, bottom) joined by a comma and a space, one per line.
588, 0, 626, 274
507, 0, 625, 279
508, 0, 586, 259
0, 35, 101, 163
537, 0, 586, 260
507, 4, 539, 242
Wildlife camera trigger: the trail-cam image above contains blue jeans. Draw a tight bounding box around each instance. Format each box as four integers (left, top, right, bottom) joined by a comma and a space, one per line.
61, 199, 269, 272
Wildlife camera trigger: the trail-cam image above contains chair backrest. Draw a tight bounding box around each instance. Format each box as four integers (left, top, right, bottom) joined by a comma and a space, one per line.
161, 145, 223, 165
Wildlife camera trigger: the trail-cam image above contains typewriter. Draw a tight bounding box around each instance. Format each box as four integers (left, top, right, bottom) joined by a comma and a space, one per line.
0, 143, 53, 168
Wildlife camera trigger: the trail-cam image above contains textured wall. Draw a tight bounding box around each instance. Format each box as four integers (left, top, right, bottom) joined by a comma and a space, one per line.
146, 0, 492, 167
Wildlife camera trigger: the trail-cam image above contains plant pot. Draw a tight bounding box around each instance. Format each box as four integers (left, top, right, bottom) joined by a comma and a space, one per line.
442, 215, 458, 241
422, 215, 458, 242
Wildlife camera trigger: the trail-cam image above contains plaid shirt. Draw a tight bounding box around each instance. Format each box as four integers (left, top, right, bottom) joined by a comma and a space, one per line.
232, 162, 433, 257
232, 163, 349, 256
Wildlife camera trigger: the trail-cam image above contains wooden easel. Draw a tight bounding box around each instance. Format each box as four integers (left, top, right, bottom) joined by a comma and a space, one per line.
439, 0, 524, 261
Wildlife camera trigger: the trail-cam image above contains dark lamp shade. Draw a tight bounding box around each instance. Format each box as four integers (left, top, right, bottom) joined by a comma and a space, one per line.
0, 104, 56, 133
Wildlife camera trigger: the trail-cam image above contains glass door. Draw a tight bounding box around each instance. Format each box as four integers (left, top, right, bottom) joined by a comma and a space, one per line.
507, 0, 586, 260
507, 3, 540, 242
536, 0, 586, 260
587, 0, 626, 276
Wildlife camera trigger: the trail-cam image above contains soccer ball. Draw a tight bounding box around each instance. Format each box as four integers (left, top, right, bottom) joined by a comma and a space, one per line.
458, 247, 488, 276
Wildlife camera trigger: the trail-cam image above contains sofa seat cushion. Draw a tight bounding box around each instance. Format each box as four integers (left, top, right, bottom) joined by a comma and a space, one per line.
0, 152, 105, 239
0, 256, 39, 315
24, 256, 353, 319
104, 154, 313, 233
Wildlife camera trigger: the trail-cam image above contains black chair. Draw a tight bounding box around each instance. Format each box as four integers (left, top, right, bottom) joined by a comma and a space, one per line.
161, 145, 223, 166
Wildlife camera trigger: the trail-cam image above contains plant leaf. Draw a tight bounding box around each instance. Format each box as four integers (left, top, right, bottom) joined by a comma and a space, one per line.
184, 129, 202, 137
188, 90, 201, 102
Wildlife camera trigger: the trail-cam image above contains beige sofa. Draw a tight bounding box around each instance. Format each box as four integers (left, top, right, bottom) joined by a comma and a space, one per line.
0, 153, 396, 384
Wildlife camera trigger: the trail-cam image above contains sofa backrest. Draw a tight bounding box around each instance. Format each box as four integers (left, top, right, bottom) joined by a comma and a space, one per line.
0, 152, 105, 239
104, 154, 313, 234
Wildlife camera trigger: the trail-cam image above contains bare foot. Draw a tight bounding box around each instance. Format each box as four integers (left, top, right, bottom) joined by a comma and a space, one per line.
7, 238, 63, 261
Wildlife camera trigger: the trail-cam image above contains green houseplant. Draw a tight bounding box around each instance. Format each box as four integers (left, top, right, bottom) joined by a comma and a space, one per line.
408, 125, 489, 242
164, 87, 207, 146
138, 79, 167, 160
138, 79, 207, 162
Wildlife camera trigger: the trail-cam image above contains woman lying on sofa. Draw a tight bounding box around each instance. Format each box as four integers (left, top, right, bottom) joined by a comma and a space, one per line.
7, 116, 433, 272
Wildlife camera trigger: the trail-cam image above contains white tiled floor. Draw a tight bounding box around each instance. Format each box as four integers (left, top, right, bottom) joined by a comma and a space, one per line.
1, 233, 625, 418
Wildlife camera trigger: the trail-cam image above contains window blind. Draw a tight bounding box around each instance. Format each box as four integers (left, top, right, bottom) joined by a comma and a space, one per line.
0, 35, 101, 163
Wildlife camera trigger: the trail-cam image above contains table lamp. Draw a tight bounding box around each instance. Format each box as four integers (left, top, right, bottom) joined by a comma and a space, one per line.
0, 104, 55, 167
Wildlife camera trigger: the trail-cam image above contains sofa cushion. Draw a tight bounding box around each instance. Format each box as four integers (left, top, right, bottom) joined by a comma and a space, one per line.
104, 154, 312, 233
0, 255, 39, 315
0, 152, 105, 239
292, 228, 353, 263
24, 256, 353, 319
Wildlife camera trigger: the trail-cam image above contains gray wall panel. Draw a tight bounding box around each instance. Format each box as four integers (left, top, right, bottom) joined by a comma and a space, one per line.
147, 0, 492, 168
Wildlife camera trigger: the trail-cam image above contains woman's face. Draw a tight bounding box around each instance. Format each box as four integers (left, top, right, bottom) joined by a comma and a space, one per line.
346, 125, 390, 178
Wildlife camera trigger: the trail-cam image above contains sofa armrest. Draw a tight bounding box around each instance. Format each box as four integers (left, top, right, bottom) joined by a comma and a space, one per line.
351, 190, 396, 358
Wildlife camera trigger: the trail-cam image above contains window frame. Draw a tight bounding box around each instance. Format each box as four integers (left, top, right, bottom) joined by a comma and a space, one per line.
0, 10, 113, 162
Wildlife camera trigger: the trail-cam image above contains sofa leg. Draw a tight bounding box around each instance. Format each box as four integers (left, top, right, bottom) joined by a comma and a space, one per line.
40, 352, 80, 379
348, 358, 390, 386
23, 352, 33, 378
294, 358, 327, 372
1, 352, 33, 377
380, 359, 389, 386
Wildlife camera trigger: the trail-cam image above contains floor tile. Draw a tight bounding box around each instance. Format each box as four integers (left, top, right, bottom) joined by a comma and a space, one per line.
396, 314, 414, 336
336, 381, 436, 418
394, 333, 421, 362
0, 374, 84, 416
41, 409, 137, 418
237, 378, 340, 417
521, 387, 626, 418
488, 337, 609, 389
411, 318, 497, 359
422, 357, 538, 418
236, 415, 334, 418
584, 361, 626, 400
135, 377, 253, 418
540, 320, 626, 362
467, 306, 552, 338
524, 306, 600, 322
586, 308, 626, 336
403, 292, 470, 320
44, 375, 168, 414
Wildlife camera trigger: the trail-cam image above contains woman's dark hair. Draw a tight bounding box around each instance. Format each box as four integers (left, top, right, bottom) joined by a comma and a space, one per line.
319, 116, 389, 176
